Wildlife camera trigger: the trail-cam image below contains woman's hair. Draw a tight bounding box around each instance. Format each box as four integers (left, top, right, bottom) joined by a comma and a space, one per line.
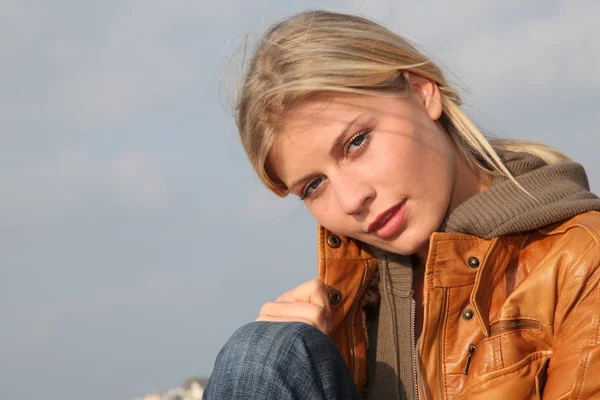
235, 10, 569, 196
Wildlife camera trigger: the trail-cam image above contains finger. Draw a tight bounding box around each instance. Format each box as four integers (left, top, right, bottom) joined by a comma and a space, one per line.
259, 301, 331, 334
260, 301, 326, 321
276, 279, 330, 310
276, 279, 327, 302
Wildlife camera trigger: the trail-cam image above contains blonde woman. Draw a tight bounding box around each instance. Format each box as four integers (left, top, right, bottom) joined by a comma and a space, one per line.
204, 10, 600, 400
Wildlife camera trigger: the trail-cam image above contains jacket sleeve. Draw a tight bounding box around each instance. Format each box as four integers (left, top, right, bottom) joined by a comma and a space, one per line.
542, 242, 600, 399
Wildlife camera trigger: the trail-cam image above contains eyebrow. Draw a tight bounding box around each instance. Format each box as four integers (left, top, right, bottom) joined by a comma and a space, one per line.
288, 114, 365, 192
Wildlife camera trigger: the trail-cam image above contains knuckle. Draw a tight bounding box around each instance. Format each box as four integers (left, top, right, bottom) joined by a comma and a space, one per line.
313, 279, 327, 291
305, 279, 319, 291
309, 280, 328, 299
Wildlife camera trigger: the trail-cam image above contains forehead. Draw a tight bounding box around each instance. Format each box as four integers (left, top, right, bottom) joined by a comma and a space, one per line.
268, 93, 390, 187
269, 95, 359, 170
282, 93, 375, 133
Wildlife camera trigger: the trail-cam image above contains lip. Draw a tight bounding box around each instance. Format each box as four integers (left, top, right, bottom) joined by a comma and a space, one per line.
367, 200, 407, 238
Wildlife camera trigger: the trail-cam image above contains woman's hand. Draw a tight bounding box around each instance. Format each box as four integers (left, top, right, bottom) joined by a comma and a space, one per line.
257, 279, 333, 335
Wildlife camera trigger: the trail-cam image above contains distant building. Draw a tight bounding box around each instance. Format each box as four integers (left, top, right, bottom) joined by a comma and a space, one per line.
136, 378, 206, 400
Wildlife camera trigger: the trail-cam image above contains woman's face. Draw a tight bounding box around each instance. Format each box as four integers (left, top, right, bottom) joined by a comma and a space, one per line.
269, 76, 479, 257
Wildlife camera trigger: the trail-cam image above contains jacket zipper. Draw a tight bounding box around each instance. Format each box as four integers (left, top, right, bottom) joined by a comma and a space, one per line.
436, 288, 448, 400
463, 344, 477, 375
347, 266, 370, 377
489, 319, 541, 335
411, 299, 419, 399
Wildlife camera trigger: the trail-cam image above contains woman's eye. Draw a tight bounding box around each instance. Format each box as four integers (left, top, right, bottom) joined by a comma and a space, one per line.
346, 132, 367, 154
302, 177, 323, 199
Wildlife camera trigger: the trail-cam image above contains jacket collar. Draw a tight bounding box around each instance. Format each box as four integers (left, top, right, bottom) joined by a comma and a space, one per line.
319, 225, 526, 337
317, 225, 377, 334
318, 212, 600, 338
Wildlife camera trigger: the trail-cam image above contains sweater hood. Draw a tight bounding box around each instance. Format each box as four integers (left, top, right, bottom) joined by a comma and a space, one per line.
441, 151, 600, 238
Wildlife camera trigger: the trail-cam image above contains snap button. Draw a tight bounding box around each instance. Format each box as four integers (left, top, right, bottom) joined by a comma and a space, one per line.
462, 309, 474, 320
328, 289, 342, 305
468, 257, 480, 269
327, 234, 341, 248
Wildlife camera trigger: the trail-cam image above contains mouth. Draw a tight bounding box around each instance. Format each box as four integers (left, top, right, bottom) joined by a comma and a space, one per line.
367, 200, 408, 238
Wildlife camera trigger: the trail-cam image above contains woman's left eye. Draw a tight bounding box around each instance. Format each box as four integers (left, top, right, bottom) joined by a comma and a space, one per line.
345, 131, 369, 155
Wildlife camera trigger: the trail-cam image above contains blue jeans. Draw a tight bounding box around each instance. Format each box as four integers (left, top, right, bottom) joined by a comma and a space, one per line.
204, 322, 361, 400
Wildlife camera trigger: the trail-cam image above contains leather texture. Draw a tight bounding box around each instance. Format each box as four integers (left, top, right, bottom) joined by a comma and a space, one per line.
320, 211, 600, 399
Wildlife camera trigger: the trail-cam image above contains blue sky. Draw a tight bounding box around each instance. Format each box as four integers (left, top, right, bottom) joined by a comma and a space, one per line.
1, 1, 598, 398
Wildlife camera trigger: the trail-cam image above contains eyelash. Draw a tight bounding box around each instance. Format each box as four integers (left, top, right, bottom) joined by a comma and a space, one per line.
344, 130, 371, 157
299, 128, 372, 200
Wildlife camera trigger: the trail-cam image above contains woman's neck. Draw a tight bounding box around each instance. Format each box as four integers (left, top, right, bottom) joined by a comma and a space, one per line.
448, 152, 492, 214
414, 150, 492, 264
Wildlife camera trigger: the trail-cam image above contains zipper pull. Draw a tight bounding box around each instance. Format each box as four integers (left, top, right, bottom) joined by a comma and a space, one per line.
463, 344, 477, 375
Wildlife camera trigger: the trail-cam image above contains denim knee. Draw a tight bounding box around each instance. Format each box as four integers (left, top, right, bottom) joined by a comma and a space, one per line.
206, 322, 328, 395
228, 321, 325, 345
218, 321, 328, 364
205, 322, 360, 400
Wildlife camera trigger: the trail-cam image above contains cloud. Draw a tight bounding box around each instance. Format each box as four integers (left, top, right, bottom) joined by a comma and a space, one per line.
0, 270, 190, 353
0, 150, 168, 224
0, 0, 47, 54
450, 1, 600, 98
49, 8, 201, 129
347, 0, 599, 104
0, 0, 245, 133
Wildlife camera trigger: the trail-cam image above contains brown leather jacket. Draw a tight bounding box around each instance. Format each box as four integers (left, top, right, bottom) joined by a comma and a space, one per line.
319, 211, 600, 399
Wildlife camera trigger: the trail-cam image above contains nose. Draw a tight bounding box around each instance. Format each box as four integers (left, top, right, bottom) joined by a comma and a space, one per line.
331, 174, 375, 216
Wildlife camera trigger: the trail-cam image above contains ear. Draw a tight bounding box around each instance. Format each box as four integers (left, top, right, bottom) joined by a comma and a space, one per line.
402, 71, 443, 121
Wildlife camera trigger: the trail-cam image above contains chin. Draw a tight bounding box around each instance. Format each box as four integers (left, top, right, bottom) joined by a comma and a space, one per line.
378, 223, 436, 256
384, 240, 423, 256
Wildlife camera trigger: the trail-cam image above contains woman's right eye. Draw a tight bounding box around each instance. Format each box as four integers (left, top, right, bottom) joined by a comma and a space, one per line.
301, 177, 324, 199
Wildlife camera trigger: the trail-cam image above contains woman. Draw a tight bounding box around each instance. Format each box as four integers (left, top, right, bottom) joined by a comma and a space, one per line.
204, 10, 600, 400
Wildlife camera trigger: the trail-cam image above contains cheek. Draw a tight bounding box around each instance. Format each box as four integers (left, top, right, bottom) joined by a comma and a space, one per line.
306, 199, 339, 230
307, 197, 354, 235
369, 142, 434, 191
383, 133, 454, 218
410, 145, 456, 225
410, 131, 454, 187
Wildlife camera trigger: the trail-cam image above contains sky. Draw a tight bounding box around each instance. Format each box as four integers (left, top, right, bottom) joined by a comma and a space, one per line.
1, 0, 598, 399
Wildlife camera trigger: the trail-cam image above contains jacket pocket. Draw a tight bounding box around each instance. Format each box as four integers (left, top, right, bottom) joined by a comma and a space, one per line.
460, 350, 552, 400
489, 319, 541, 336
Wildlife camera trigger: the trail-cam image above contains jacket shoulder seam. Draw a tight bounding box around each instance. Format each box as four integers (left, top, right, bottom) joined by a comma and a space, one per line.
544, 212, 600, 243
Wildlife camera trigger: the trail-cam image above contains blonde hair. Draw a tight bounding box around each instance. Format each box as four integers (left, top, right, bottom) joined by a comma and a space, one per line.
235, 10, 569, 196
